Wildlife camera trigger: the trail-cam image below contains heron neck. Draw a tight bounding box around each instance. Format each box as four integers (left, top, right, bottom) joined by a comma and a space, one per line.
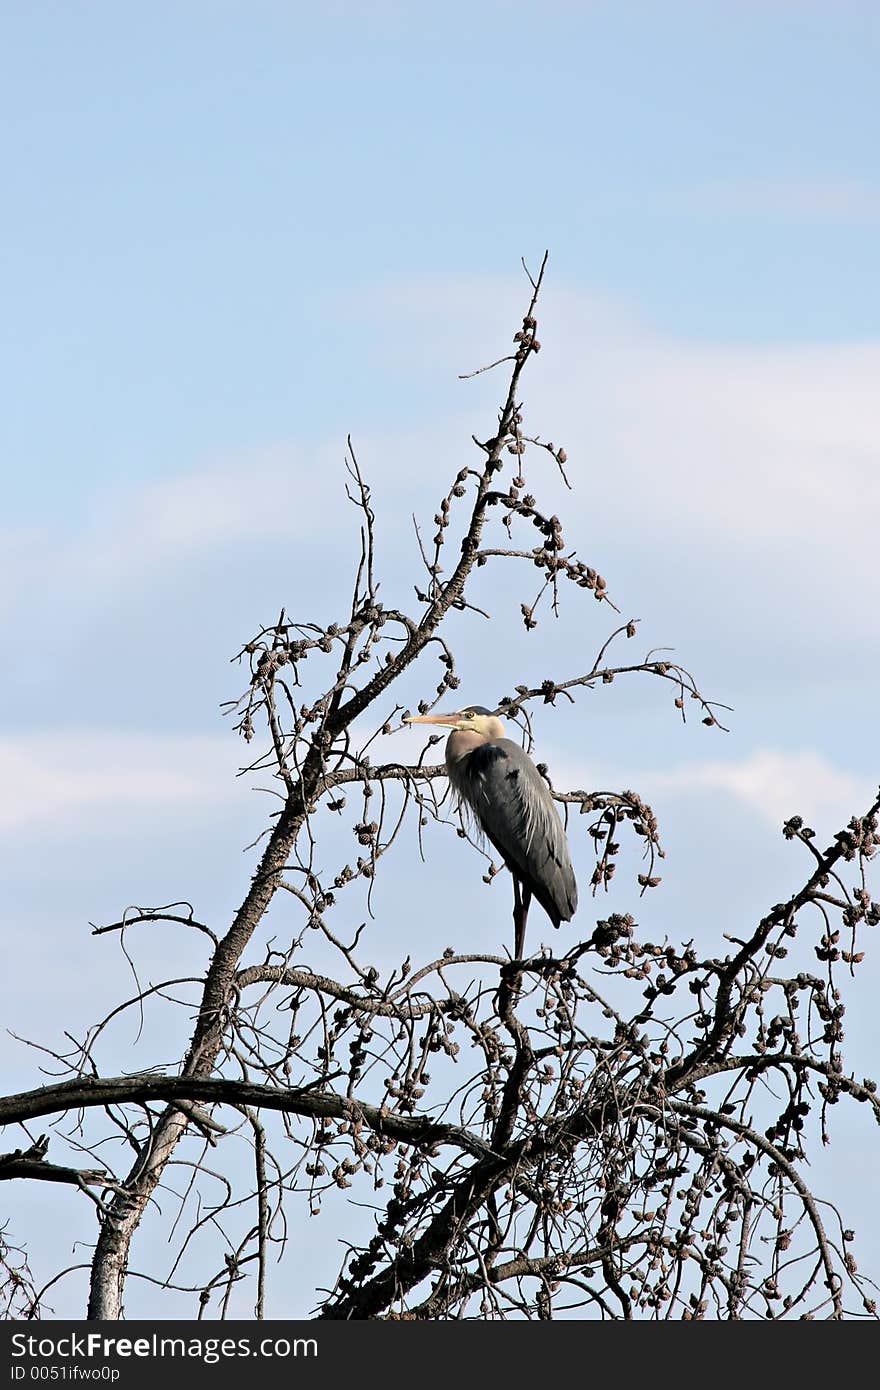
445, 729, 488, 765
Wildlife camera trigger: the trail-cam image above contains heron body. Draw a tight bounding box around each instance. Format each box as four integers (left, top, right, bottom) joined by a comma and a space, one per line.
406, 706, 578, 956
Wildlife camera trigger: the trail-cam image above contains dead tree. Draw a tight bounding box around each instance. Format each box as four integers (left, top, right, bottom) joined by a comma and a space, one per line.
2, 256, 878, 1321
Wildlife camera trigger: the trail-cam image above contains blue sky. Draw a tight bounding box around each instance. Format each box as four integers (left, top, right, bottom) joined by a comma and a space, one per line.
1, 1, 878, 1318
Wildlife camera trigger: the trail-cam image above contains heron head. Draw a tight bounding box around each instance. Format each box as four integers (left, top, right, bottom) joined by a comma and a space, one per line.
405, 705, 506, 739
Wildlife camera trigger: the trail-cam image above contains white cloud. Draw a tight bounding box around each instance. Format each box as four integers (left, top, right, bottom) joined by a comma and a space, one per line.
77, 448, 336, 574
615, 749, 868, 830
354, 277, 880, 668
0, 731, 244, 835
0, 443, 350, 620
684, 178, 880, 223
5, 276, 880, 656
515, 289, 880, 557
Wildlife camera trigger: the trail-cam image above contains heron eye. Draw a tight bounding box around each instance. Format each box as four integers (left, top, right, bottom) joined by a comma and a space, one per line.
464, 710, 475, 719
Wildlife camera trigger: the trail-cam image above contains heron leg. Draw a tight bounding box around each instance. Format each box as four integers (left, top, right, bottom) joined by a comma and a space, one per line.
513, 879, 532, 958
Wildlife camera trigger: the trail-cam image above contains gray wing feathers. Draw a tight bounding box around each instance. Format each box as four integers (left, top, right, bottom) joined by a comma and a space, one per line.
451, 740, 578, 926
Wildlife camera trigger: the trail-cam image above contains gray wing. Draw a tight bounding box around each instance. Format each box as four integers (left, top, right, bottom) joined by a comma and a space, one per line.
452, 739, 578, 927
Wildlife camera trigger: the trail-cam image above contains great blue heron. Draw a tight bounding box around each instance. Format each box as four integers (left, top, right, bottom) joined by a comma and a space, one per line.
406, 706, 577, 957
